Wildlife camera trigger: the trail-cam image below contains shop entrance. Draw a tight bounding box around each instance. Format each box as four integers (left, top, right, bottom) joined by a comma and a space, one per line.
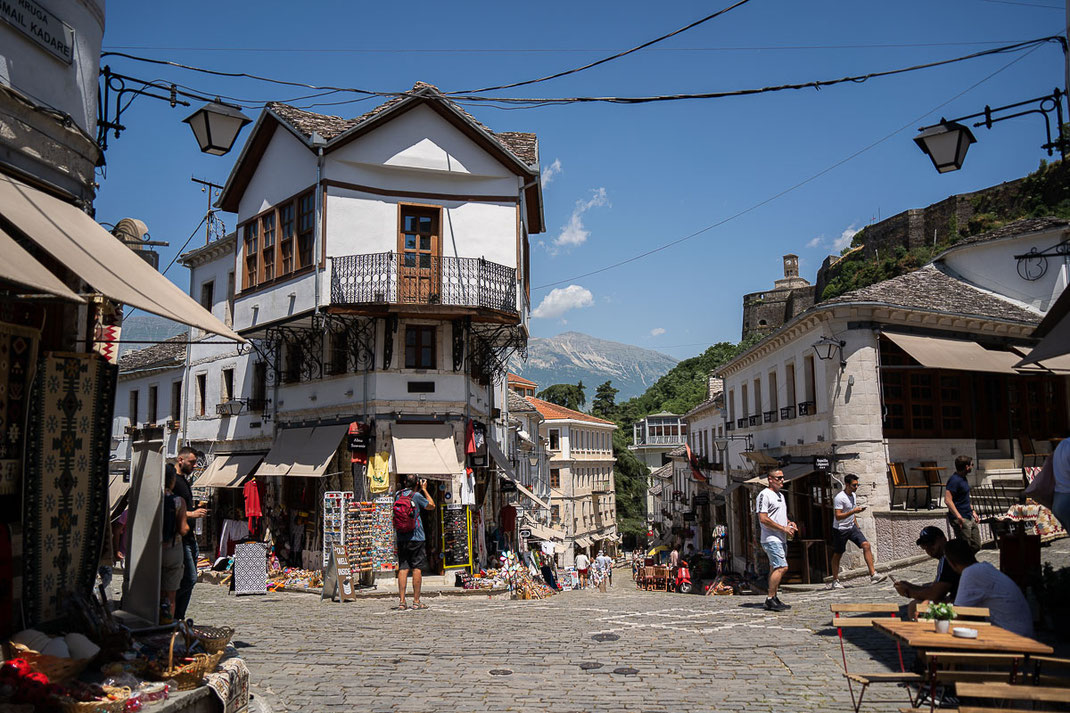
785, 471, 833, 584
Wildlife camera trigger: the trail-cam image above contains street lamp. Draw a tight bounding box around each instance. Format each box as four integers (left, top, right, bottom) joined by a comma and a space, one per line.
812, 336, 846, 369
183, 102, 254, 156
914, 121, 976, 173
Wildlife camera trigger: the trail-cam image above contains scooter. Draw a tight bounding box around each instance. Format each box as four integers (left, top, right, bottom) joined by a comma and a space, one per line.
675, 560, 693, 594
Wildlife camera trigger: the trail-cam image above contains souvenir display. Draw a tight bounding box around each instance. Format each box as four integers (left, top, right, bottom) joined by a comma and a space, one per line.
345, 501, 376, 574
371, 496, 398, 571
712, 524, 729, 574
442, 505, 472, 570
321, 491, 353, 568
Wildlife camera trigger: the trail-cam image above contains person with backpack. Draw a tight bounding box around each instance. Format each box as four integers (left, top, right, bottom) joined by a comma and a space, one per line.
161, 467, 189, 623
393, 475, 435, 610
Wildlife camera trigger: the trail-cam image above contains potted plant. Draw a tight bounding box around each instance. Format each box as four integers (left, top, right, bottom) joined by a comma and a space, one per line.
921, 602, 956, 633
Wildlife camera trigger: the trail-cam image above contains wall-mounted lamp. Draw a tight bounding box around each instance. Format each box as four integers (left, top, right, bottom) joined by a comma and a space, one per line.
812, 336, 847, 369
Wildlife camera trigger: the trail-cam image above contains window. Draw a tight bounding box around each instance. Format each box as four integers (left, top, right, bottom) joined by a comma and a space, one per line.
170, 380, 182, 421
195, 374, 206, 416
329, 331, 348, 375
225, 272, 235, 327
741, 384, 749, 416
548, 429, 560, 451
243, 222, 258, 290
550, 469, 561, 488
251, 362, 267, 410
284, 343, 301, 383
222, 368, 234, 403
199, 281, 215, 312
768, 371, 778, 412
728, 390, 735, 420
129, 390, 139, 424
803, 355, 816, 404
404, 326, 436, 369
147, 385, 158, 424
279, 203, 295, 274
238, 189, 316, 291
297, 192, 315, 269
785, 361, 797, 406
753, 378, 762, 414
551, 505, 560, 523
260, 212, 276, 281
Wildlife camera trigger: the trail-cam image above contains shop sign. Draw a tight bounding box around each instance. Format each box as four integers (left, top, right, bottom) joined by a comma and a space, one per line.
1, 0, 75, 64
814, 456, 831, 472
693, 494, 710, 505
519, 528, 532, 538
321, 545, 355, 602
682, 512, 696, 522
348, 421, 371, 463
499, 479, 517, 492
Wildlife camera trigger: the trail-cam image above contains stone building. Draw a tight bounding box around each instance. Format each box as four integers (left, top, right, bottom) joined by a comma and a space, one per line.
741, 255, 816, 341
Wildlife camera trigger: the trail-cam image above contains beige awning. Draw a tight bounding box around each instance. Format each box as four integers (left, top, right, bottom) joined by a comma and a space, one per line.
743, 450, 779, 467
195, 453, 264, 488
744, 462, 815, 485
575, 537, 591, 548
514, 481, 549, 511
391, 423, 464, 476
523, 520, 566, 541
486, 436, 515, 479
256, 424, 346, 477
1011, 345, 1070, 373
0, 226, 84, 302
882, 331, 1019, 374
0, 173, 242, 341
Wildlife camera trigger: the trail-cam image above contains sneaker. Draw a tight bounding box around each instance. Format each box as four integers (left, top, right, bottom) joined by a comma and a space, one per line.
826, 579, 845, 590
764, 597, 788, 612
870, 573, 888, 584
773, 595, 792, 609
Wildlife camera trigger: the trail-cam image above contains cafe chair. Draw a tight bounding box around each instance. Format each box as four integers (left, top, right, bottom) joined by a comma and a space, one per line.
1017, 435, 1044, 469
831, 603, 922, 713
919, 460, 945, 509
954, 680, 1070, 711
1030, 655, 1070, 687
889, 462, 928, 511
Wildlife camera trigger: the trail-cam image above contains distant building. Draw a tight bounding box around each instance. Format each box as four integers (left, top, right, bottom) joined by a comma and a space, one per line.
741, 254, 816, 341
629, 411, 688, 470
507, 372, 537, 398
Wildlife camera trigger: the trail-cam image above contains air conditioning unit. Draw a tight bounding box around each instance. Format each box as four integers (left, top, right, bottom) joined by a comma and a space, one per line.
216, 401, 243, 416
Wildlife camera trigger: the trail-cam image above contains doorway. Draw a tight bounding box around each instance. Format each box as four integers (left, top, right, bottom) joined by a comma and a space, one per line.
398, 206, 440, 304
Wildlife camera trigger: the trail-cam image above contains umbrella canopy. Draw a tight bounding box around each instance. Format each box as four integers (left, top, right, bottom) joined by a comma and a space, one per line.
647, 546, 669, 556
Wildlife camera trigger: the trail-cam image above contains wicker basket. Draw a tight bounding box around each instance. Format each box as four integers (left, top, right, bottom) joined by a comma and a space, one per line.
54, 686, 130, 713
146, 632, 212, 691
190, 625, 233, 655
5, 642, 90, 682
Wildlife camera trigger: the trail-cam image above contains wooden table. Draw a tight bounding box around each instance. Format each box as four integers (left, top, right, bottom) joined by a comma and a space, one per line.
873, 619, 1053, 655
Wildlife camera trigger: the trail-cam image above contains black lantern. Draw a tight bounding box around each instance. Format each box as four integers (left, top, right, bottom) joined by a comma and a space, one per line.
183, 101, 253, 156
913, 120, 976, 173
812, 336, 846, 367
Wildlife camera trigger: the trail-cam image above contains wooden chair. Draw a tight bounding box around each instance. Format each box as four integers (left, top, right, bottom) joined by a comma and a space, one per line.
920, 460, 945, 509
653, 566, 671, 592
1030, 655, 1070, 687
831, 603, 922, 713
955, 680, 1070, 712
889, 462, 929, 511
1017, 435, 1043, 468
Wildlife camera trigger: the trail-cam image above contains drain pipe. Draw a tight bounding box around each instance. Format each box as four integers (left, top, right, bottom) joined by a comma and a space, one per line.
311, 131, 327, 314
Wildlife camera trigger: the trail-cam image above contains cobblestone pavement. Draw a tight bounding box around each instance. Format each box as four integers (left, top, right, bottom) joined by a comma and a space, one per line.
186, 539, 1069, 713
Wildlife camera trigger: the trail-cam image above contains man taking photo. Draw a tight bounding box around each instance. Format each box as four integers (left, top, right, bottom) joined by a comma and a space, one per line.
393, 475, 435, 610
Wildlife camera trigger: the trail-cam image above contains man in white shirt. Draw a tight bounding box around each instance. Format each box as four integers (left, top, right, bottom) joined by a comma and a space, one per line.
574, 551, 591, 588
944, 539, 1035, 638
756, 469, 797, 612
828, 474, 886, 589
595, 552, 613, 584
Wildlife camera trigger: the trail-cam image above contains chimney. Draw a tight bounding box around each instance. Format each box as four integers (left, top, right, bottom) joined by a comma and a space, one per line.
708, 375, 723, 400
783, 254, 799, 279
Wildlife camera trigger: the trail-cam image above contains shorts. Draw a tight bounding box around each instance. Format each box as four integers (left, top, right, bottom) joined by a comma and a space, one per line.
578, 568, 588, 576
761, 539, 788, 570
833, 524, 868, 554
161, 542, 184, 591
397, 538, 428, 572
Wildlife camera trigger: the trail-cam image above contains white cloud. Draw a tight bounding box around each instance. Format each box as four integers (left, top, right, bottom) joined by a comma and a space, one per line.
541, 158, 562, 188
806, 236, 823, 249
548, 187, 609, 254
650, 327, 666, 336
806, 224, 859, 252
531, 285, 594, 320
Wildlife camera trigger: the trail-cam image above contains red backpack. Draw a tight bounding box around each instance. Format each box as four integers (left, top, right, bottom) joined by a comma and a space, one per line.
393, 492, 417, 533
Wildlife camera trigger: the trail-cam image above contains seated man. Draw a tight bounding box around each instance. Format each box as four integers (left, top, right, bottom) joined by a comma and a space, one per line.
943, 538, 1035, 638
893, 526, 959, 603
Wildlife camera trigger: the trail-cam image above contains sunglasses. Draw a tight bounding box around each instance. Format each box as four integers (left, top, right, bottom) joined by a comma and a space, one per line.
770, 476, 784, 481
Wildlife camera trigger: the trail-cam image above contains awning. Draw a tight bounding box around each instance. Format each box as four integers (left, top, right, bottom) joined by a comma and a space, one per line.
1012, 344, 1070, 373
391, 423, 464, 477
486, 436, 515, 480
0, 226, 84, 302
881, 331, 1019, 374
0, 173, 242, 340
256, 424, 347, 477
514, 481, 550, 511
744, 462, 815, 485
195, 453, 264, 488
575, 537, 591, 548
743, 451, 779, 467
523, 520, 566, 541
649, 483, 663, 496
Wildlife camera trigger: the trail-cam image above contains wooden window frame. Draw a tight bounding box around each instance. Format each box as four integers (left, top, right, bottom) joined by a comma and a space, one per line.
170, 380, 182, 421
129, 389, 139, 425
238, 186, 317, 293
404, 325, 437, 369
221, 368, 235, 403
147, 385, 157, 424
550, 469, 561, 488
195, 374, 207, 417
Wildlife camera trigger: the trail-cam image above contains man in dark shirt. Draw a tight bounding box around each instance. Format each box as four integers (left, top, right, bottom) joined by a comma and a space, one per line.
172, 447, 208, 620
893, 526, 960, 603
394, 475, 435, 610
944, 455, 981, 551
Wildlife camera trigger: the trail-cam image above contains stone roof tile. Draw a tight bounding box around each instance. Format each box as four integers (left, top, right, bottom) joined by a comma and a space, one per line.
118, 334, 187, 373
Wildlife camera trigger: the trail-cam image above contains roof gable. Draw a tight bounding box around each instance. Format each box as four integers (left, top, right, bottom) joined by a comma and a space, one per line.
527, 396, 616, 425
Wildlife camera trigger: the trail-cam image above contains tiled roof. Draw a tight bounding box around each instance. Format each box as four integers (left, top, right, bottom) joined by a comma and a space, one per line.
667, 445, 688, 458
685, 394, 722, 419
646, 411, 679, 418
527, 397, 616, 425
507, 372, 537, 387
823, 264, 1041, 324
118, 334, 187, 373
942, 217, 1070, 252
650, 464, 673, 480
267, 82, 538, 166
508, 391, 538, 414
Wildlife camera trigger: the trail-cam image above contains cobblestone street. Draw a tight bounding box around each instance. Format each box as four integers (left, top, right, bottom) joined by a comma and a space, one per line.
184, 540, 1069, 713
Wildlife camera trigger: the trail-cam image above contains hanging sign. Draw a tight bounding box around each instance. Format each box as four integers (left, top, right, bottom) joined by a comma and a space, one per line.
321, 545, 355, 602
1, 0, 75, 64
814, 456, 831, 472
349, 421, 371, 463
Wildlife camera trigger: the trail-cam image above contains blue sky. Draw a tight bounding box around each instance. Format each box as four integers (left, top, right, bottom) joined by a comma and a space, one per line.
96, 0, 1068, 359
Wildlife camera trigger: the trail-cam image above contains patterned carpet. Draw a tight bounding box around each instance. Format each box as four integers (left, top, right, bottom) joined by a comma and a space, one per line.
22, 352, 116, 626
0, 321, 39, 496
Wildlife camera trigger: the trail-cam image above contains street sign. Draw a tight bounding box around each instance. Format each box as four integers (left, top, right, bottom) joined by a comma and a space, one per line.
814, 456, 831, 472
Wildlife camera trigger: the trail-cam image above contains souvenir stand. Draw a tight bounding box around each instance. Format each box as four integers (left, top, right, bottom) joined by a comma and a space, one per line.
345, 500, 376, 582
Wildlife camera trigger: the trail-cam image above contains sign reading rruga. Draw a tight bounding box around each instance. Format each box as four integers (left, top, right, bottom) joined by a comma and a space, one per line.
1, 0, 75, 64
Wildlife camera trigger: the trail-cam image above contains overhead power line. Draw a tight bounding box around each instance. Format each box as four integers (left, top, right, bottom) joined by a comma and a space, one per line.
444, 0, 754, 94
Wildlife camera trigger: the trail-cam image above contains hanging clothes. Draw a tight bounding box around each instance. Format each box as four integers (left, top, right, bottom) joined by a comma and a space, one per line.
459, 468, 476, 506
218, 519, 250, 558
368, 451, 390, 493
465, 419, 476, 454
244, 478, 262, 533
472, 421, 486, 451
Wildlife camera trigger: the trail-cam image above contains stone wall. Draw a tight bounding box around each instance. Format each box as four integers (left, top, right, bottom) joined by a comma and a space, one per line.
741, 285, 817, 341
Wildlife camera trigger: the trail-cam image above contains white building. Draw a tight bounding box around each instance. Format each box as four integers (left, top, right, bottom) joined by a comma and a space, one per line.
528, 397, 619, 565
628, 411, 688, 470
717, 218, 1070, 581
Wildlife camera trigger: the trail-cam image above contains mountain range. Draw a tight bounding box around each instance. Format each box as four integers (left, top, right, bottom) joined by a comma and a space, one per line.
511, 331, 677, 402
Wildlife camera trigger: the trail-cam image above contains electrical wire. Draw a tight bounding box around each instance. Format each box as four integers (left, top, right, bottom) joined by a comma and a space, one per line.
445, 0, 755, 95
976, 0, 1062, 8
450, 36, 1063, 106
531, 44, 1042, 292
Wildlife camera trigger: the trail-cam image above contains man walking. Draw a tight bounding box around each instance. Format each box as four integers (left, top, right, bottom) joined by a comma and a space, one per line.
828, 474, 886, 588
945, 456, 981, 551
595, 550, 613, 585
172, 447, 207, 621
574, 550, 591, 588
756, 469, 797, 612
393, 475, 435, 610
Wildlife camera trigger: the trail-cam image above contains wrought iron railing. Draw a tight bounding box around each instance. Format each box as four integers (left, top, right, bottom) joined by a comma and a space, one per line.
330, 252, 517, 313
748, 415, 762, 427
763, 410, 778, 424
736, 418, 747, 428
725, 421, 735, 431
798, 400, 816, 416
780, 405, 796, 420
634, 434, 687, 446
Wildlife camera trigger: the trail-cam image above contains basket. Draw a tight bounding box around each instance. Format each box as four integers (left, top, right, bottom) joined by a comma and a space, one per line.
190, 625, 233, 655
146, 632, 212, 691
5, 642, 90, 682
54, 686, 130, 713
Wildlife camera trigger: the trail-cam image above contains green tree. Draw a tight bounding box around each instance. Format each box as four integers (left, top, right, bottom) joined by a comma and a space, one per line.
591, 380, 619, 420
536, 382, 586, 411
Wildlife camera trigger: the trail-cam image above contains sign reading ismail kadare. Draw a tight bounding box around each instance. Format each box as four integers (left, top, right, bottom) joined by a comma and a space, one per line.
1, 0, 76, 64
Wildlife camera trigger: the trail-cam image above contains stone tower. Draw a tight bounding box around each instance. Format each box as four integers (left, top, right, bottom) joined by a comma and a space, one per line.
741, 254, 816, 341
